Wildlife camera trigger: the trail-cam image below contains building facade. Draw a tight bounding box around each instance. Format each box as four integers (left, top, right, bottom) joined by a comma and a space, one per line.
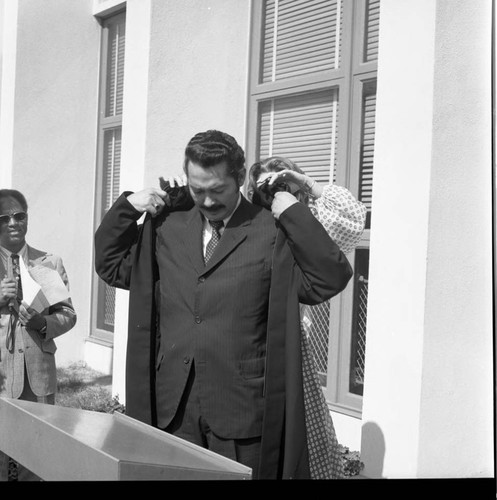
0, 0, 493, 479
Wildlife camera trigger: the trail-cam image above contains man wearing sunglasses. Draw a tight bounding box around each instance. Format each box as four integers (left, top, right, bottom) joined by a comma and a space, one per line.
0, 189, 76, 481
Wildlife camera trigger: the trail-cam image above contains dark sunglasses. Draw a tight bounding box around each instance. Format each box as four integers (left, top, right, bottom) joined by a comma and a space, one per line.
0, 212, 27, 225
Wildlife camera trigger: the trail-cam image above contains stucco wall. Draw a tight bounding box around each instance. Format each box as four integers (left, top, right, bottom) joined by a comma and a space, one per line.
144, 0, 251, 185
5, 0, 100, 365
418, 0, 493, 477
361, 0, 493, 478
0, 0, 4, 113
111, 0, 251, 402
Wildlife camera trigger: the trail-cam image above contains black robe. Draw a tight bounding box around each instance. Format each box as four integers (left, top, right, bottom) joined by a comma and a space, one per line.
95, 193, 352, 479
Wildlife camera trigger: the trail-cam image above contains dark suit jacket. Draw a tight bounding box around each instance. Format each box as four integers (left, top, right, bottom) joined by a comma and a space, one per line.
95, 193, 352, 479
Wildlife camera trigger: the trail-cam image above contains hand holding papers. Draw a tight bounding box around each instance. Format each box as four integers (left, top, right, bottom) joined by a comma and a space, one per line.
19, 258, 70, 313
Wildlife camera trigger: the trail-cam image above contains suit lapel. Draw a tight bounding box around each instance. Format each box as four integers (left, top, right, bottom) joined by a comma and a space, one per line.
182, 207, 206, 274
202, 197, 252, 273
180, 197, 254, 275
26, 245, 49, 268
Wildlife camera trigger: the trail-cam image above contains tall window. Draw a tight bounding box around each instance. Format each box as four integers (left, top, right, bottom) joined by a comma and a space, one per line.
92, 11, 126, 342
247, 0, 379, 416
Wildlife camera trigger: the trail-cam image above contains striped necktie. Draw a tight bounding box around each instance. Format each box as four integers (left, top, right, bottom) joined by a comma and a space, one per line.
204, 220, 224, 263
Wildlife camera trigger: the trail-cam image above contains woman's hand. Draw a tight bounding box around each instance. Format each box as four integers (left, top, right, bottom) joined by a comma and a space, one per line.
259, 169, 308, 190
259, 169, 322, 198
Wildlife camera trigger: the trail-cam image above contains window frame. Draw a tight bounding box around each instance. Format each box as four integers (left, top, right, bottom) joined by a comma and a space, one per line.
246, 0, 378, 417
90, 10, 126, 344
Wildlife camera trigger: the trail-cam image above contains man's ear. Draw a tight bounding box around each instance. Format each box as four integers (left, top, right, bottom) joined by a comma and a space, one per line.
237, 168, 246, 187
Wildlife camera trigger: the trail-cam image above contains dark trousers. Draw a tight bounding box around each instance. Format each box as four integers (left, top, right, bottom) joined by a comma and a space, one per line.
163, 361, 261, 479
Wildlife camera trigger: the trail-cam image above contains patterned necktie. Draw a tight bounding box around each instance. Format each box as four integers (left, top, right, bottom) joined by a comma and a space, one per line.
6, 254, 23, 351
11, 254, 23, 303
204, 220, 224, 263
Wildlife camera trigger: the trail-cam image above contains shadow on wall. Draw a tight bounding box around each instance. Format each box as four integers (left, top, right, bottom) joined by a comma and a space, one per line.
360, 421, 385, 478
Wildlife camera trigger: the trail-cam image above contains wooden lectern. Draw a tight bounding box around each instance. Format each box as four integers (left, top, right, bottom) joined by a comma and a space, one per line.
0, 397, 252, 480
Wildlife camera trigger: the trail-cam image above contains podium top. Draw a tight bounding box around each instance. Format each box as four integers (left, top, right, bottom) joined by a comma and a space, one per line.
0, 397, 252, 480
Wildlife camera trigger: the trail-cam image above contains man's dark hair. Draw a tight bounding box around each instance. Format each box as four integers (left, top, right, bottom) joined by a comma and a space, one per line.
183, 130, 246, 180
0, 189, 28, 212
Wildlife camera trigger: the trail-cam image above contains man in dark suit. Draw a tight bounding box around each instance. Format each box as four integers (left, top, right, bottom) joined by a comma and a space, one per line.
95, 130, 352, 479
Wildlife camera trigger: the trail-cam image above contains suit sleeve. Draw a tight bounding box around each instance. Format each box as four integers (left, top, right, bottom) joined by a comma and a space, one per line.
44, 256, 77, 341
278, 202, 353, 305
94, 192, 144, 290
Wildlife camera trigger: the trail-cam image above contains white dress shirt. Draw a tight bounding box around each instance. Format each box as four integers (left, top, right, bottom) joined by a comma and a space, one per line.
201, 193, 241, 258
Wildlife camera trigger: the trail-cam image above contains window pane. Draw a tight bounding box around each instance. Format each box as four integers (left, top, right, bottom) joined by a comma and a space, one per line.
97, 280, 116, 332
363, 0, 380, 63
258, 89, 339, 183
256, 89, 341, 387
349, 248, 369, 396
304, 301, 331, 387
358, 79, 376, 228
261, 0, 342, 83
102, 128, 122, 214
105, 16, 126, 117
96, 127, 122, 334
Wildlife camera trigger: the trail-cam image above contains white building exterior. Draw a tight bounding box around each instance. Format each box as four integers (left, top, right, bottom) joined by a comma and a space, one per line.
0, 0, 493, 479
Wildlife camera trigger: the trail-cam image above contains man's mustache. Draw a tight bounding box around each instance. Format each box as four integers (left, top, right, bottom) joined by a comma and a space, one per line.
202, 205, 224, 212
